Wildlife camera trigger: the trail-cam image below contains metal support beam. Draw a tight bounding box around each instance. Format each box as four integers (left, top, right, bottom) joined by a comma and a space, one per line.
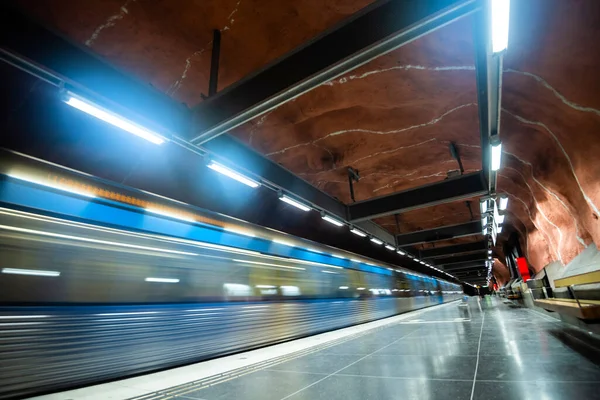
397, 221, 483, 247
436, 253, 487, 265
190, 0, 479, 144
473, 5, 501, 194
208, 30, 221, 97
348, 171, 487, 222
420, 240, 487, 259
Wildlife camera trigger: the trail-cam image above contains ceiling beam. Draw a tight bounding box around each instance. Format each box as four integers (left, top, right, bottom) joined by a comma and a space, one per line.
348, 171, 487, 222
190, 0, 479, 144
436, 253, 488, 265
444, 262, 487, 271
396, 221, 483, 247
420, 240, 488, 259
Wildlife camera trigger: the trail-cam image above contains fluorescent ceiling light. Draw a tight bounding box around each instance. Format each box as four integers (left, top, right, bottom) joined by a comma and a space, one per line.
145, 277, 179, 283
488, 249, 492, 254
350, 228, 367, 237
397, 249, 406, 255
322, 214, 344, 227
279, 194, 310, 212
498, 195, 509, 210
482, 216, 488, 226
491, 140, 503, 171
64, 93, 165, 145
1, 268, 60, 277
480, 199, 488, 214
207, 161, 260, 188
495, 214, 505, 224
339, 286, 349, 289
256, 285, 276, 288
491, 0, 511, 53
498, 226, 503, 233
414, 258, 420, 262
357, 287, 365, 290
384, 245, 395, 251
483, 227, 488, 235
370, 237, 383, 245
488, 256, 492, 260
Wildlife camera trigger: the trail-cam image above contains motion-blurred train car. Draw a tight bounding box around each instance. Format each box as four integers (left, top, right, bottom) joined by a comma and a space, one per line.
0, 149, 462, 398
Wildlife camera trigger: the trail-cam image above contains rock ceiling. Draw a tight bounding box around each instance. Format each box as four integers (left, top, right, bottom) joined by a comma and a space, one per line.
14, 0, 600, 283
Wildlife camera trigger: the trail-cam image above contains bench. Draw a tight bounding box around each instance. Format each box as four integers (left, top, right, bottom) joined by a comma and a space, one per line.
533, 270, 600, 320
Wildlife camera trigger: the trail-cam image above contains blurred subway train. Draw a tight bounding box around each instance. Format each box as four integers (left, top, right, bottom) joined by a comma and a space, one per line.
0, 149, 463, 399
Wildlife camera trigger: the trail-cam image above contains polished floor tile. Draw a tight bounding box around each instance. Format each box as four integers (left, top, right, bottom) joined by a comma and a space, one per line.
176, 370, 324, 400
265, 354, 363, 374
473, 380, 600, 400
286, 374, 473, 400
341, 354, 477, 380
476, 354, 600, 381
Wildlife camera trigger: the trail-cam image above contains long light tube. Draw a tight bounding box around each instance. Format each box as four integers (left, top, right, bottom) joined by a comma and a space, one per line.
64, 93, 166, 144
370, 237, 383, 245
207, 161, 260, 188
482, 215, 488, 226
384, 245, 395, 251
498, 226, 503, 233
491, 0, 511, 53
491, 140, 503, 171
480, 199, 488, 214
495, 214, 505, 224
279, 194, 310, 212
350, 228, 367, 237
322, 214, 344, 227
397, 249, 406, 256
499, 195, 509, 210
1, 268, 60, 277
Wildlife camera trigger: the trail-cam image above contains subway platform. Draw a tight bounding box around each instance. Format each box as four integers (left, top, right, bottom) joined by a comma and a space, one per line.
33, 298, 600, 400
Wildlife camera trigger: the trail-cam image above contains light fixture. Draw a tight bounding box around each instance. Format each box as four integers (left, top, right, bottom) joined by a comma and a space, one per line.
322, 214, 344, 227
498, 195, 509, 210
256, 285, 276, 288
385, 245, 395, 251
498, 226, 503, 233
339, 286, 349, 290
491, 0, 511, 53
63, 92, 166, 145
480, 199, 488, 214
482, 215, 488, 226
483, 227, 488, 235
396, 249, 406, 256
488, 249, 492, 254
414, 258, 420, 262
370, 237, 383, 245
495, 214, 505, 224
207, 161, 260, 188
279, 194, 310, 212
488, 256, 492, 260
350, 228, 367, 237
491, 138, 503, 171
145, 277, 179, 283
1, 268, 60, 277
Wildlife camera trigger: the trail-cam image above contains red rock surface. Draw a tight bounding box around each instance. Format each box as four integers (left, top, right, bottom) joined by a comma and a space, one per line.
12, 0, 600, 276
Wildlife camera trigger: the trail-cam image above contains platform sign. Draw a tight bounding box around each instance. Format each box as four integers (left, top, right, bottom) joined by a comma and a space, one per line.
516, 257, 531, 282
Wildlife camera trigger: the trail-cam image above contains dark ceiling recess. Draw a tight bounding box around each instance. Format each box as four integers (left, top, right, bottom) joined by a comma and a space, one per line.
348, 171, 487, 222
396, 221, 483, 247
435, 253, 488, 266
420, 241, 488, 259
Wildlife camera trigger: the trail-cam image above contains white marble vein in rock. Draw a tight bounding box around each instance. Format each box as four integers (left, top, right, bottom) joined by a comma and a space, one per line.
85, 0, 135, 47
